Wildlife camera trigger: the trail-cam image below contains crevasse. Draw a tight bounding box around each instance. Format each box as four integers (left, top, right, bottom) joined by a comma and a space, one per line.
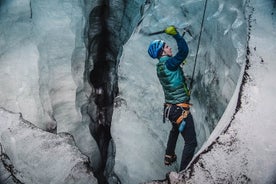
0, 0, 246, 183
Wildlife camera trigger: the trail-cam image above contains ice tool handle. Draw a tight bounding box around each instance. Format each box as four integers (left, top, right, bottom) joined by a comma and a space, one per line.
146, 30, 165, 36
144, 27, 192, 37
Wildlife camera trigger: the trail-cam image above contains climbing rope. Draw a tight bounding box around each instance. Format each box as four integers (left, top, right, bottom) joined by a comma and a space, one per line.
189, 0, 208, 90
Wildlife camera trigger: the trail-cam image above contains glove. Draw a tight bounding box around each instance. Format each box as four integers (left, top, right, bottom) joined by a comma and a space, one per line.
165, 26, 177, 36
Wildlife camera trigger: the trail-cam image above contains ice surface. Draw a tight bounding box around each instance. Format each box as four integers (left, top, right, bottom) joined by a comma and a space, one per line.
0, 0, 275, 183
0, 107, 97, 184
111, 32, 177, 183
112, 0, 247, 182
0, 0, 101, 173
147, 0, 276, 183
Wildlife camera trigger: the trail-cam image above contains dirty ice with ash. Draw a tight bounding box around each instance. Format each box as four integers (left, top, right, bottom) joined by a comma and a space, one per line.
0, 0, 275, 184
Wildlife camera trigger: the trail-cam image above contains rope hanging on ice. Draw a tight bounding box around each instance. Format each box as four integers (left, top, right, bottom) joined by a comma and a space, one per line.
189, 0, 208, 90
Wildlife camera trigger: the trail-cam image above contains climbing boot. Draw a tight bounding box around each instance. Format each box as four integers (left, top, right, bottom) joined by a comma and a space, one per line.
164, 154, 177, 166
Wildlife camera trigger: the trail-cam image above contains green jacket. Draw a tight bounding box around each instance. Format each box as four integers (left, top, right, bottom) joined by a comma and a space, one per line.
156, 34, 190, 104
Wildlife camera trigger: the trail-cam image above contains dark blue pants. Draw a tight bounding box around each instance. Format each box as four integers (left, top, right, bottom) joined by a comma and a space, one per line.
165, 113, 197, 171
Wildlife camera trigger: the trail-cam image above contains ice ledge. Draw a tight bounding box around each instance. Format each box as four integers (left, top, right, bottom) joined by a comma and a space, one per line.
0, 107, 97, 184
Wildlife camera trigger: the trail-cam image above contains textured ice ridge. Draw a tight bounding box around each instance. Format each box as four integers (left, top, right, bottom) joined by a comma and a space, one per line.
0, 107, 97, 184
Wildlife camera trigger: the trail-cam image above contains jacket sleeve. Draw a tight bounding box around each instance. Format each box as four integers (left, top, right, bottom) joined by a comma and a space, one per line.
165, 33, 189, 71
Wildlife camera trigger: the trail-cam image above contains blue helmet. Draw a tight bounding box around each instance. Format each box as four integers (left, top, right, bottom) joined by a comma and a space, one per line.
148, 40, 165, 59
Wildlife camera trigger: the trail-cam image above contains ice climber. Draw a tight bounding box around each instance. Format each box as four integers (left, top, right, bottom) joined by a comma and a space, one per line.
147, 25, 197, 171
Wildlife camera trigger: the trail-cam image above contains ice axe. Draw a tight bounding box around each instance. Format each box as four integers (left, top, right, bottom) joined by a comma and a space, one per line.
182, 27, 193, 37
141, 27, 193, 37
146, 30, 165, 36
140, 29, 165, 36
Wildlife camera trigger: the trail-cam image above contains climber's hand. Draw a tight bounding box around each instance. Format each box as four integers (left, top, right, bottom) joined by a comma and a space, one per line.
165, 26, 177, 36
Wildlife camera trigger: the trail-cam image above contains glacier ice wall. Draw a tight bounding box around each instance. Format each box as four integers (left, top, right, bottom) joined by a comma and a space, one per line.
85, 0, 145, 182
0, 0, 101, 178
0, 0, 146, 183
0, 0, 248, 183
112, 0, 247, 183
0, 107, 97, 184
